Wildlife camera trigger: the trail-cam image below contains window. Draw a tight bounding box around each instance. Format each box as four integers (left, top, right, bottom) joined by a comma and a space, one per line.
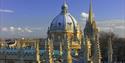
58, 22, 61, 26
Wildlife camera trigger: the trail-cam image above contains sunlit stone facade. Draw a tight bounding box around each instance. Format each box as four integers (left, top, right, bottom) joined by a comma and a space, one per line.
47, 2, 82, 50
46, 2, 82, 63
0, 0, 113, 63
82, 0, 101, 63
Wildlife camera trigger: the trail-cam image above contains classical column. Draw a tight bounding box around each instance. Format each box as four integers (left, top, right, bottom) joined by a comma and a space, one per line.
46, 38, 54, 63
63, 34, 72, 63
35, 39, 41, 63
59, 42, 63, 57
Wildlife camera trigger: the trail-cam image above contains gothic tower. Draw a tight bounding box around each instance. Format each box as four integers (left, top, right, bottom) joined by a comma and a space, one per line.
83, 0, 101, 63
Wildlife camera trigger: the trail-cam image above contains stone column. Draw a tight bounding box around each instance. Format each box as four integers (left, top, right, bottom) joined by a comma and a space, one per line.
63, 34, 72, 63
59, 42, 63, 57
46, 38, 54, 63
35, 39, 41, 63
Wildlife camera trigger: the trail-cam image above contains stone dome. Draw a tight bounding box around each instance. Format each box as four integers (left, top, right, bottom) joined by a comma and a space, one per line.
49, 3, 81, 33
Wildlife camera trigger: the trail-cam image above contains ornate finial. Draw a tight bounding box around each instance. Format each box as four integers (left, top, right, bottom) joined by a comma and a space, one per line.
61, 0, 68, 14
88, 0, 93, 23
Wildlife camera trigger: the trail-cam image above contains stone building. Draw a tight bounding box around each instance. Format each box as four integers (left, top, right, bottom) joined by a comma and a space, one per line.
0, 0, 113, 63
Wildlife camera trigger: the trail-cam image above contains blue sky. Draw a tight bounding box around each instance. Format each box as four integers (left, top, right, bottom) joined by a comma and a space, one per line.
0, 0, 125, 38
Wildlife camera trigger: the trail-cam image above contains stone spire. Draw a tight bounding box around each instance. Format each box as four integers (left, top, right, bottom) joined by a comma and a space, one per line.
83, 0, 102, 63
88, 0, 93, 24
84, 0, 95, 36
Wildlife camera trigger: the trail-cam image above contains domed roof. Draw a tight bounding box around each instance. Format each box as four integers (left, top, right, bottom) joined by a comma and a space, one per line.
49, 3, 81, 33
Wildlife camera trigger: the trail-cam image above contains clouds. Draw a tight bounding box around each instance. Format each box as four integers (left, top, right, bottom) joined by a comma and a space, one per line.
0, 9, 14, 13
99, 20, 125, 37
80, 12, 96, 21
1, 27, 32, 33
0, 26, 46, 38
1, 27, 8, 32
80, 12, 88, 20
115, 26, 125, 29
0, 19, 124, 38
79, 19, 125, 37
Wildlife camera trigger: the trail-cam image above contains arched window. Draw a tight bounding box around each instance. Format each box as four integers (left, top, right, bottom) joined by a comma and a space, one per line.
58, 22, 61, 26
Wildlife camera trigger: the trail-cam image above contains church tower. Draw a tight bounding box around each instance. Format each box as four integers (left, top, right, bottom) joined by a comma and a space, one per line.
83, 0, 101, 63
